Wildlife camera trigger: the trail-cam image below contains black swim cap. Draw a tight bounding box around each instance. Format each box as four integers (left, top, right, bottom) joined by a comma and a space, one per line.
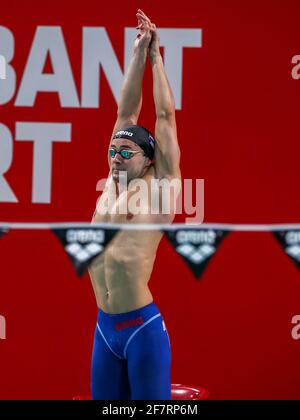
113, 125, 156, 160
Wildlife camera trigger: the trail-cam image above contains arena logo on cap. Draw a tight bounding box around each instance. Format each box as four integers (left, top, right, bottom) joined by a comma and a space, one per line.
0, 55, 6, 79
115, 130, 133, 137
0, 315, 6, 340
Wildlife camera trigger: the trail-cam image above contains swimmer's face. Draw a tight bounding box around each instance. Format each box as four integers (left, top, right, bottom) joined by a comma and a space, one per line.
109, 138, 151, 183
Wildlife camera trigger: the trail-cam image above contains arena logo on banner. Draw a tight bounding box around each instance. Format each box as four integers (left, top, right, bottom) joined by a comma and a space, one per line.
273, 230, 300, 270
52, 227, 119, 277
163, 228, 229, 279
0, 26, 202, 204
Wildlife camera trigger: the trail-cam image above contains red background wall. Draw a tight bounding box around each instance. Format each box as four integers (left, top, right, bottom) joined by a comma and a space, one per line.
0, 0, 300, 399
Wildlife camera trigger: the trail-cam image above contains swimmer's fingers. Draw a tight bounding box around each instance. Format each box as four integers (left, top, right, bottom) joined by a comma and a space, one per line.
136, 12, 152, 28
134, 19, 152, 51
137, 9, 152, 24
136, 14, 144, 29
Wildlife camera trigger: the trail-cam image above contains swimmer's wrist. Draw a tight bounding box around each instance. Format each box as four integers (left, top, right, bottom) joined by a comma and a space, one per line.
134, 47, 148, 60
149, 52, 162, 65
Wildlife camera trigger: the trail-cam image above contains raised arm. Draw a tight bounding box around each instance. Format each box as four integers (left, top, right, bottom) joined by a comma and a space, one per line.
137, 10, 181, 180
108, 14, 152, 164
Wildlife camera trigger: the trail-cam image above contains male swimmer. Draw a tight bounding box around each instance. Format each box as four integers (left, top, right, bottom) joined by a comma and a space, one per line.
89, 9, 181, 400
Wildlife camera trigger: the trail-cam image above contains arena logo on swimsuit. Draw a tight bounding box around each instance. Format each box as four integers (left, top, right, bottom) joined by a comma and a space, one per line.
0, 26, 201, 204
0, 315, 6, 340
114, 317, 144, 331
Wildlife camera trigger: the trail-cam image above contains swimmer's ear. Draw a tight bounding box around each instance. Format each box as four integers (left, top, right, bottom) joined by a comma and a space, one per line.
145, 157, 153, 169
